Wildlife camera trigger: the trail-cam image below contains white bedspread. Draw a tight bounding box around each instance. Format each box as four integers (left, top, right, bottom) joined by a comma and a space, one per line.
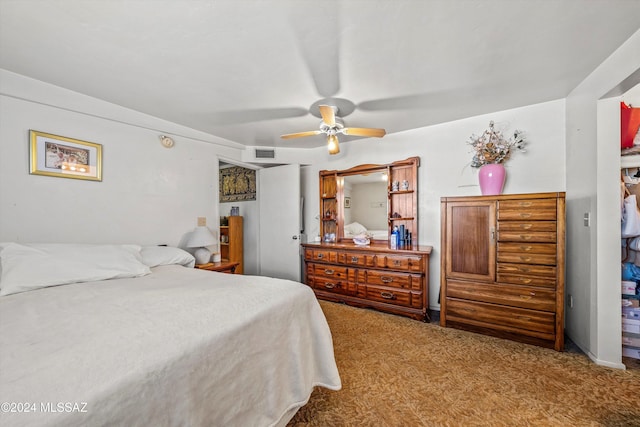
0, 265, 341, 427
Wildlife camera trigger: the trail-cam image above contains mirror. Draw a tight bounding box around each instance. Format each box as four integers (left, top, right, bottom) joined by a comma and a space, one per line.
318, 157, 419, 245
342, 172, 389, 240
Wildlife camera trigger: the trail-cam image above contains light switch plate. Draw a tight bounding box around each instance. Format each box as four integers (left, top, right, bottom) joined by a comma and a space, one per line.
197, 217, 206, 226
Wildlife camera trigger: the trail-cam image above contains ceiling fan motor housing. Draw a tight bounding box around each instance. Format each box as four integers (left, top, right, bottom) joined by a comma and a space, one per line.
320, 117, 344, 134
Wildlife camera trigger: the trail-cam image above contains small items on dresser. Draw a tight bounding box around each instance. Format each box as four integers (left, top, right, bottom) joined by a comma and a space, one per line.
391, 225, 413, 249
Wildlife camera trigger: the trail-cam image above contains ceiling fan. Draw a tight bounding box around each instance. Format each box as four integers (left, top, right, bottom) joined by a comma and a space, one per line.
281, 105, 386, 155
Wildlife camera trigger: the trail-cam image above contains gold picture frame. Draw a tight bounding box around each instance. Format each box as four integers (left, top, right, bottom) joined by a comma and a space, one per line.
29, 130, 102, 181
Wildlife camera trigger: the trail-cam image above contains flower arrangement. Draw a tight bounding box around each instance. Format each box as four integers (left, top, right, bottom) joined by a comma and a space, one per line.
468, 121, 526, 168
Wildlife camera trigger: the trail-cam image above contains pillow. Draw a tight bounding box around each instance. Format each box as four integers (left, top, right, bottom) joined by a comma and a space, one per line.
344, 222, 367, 235
141, 245, 195, 268
0, 243, 151, 297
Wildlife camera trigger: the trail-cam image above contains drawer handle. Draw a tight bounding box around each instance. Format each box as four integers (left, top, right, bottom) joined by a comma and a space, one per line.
393, 260, 402, 266
317, 253, 324, 259
519, 224, 533, 230
519, 202, 533, 207
519, 235, 532, 241
381, 276, 394, 283
519, 213, 532, 218
519, 256, 532, 262
520, 267, 531, 273
519, 294, 532, 300
324, 269, 335, 275
519, 278, 532, 284
324, 283, 336, 289
351, 256, 359, 263
518, 316, 531, 321
380, 291, 396, 300
519, 245, 533, 251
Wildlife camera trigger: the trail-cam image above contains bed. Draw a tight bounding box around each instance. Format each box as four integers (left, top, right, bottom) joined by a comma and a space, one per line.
0, 243, 341, 427
343, 221, 388, 241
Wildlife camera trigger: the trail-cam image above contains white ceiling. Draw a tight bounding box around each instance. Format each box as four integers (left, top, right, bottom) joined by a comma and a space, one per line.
1, 0, 639, 151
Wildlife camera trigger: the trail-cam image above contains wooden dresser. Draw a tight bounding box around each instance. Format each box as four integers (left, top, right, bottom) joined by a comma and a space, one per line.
440, 192, 566, 350
302, 242, 432, 321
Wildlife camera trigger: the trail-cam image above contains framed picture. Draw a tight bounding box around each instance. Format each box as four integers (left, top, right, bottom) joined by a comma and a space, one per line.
219, 166, 256, 202
29, 130, 102, 181
344, 197, 351, 208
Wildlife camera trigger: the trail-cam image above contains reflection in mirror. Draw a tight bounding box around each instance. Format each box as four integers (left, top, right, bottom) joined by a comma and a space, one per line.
342, 172, 388, 240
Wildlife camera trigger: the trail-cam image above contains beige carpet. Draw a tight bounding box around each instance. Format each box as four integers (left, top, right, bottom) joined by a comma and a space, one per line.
289, 301, 640, 427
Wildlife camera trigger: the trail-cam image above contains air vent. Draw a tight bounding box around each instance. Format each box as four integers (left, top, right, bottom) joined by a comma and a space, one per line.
255, 149, 275, 159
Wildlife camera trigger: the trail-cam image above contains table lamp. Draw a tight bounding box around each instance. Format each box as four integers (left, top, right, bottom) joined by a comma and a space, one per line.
187, 226, 217, 265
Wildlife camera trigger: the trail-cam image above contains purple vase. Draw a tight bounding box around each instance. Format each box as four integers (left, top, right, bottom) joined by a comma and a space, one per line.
478, 163, 506, 195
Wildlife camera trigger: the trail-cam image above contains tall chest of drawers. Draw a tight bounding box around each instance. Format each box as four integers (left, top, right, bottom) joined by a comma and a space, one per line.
440, 192, 566, 350
302, 243, 432, 321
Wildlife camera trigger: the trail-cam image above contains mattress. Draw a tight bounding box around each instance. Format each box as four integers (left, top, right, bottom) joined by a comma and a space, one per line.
0, 265, 341, 427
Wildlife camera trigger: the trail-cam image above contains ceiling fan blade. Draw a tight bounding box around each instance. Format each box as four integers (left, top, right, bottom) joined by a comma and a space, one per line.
281, 130, 322, 139
287, 7, 340, 98
343, 127, 386, 138
319, 105, 336, 126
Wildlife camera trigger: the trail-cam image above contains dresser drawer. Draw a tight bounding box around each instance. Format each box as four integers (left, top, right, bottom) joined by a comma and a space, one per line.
498, 199, 557, 221
305, 248, 338, 263
446, 298, 556, 337
370, 254, 424, 272
497, 263, 556, 277
497, 221, 557, 232
497, 231, 557, 243
307, 263, 350, 280
339, 251, 367, 266
497, 242, 556, 254
307, 275, 356, 295
358, 284, 423, 309
497, 252, 557, 265
497, 273, 556, 288
446, 280, 556, 312
357, 269, 423, 291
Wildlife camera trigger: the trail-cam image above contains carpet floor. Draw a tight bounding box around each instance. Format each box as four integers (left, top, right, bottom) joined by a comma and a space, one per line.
289, 301, 640, 427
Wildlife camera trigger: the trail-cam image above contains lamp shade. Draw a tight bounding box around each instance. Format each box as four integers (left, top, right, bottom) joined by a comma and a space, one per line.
187, 226, 217, 265
187, 226, 217, 248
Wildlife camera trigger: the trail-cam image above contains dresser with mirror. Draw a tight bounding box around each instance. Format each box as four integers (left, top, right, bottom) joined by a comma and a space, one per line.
302, 157, 433, 321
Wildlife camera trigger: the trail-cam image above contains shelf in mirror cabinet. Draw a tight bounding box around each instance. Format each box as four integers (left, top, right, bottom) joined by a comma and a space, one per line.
389, 190, 414, 195
389, 217, 415, 221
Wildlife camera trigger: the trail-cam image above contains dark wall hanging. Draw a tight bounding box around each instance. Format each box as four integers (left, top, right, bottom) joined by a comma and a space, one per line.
219, 166, 256, 202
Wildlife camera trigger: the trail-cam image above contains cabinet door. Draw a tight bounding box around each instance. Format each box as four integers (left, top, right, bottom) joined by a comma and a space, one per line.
445, 201, 496, 281
319, 173, 338, 240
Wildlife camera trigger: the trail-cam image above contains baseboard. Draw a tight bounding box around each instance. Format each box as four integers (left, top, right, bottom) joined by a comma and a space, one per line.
586, 350, 627, 370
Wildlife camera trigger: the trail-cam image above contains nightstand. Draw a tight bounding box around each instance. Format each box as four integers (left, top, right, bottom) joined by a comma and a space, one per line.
194, 260, 240, 274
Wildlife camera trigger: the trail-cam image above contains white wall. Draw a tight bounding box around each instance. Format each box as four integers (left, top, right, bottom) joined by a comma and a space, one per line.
299, 99, 566, 310
0, 70, 243, 248
565, 29, 640, 368
350, 182, 387, 230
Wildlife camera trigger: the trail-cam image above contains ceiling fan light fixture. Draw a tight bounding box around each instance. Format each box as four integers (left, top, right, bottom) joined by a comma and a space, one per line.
327, 135, 340, 155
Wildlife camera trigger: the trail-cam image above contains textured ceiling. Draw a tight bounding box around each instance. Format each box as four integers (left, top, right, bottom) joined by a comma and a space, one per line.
1, 0, 639, 150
